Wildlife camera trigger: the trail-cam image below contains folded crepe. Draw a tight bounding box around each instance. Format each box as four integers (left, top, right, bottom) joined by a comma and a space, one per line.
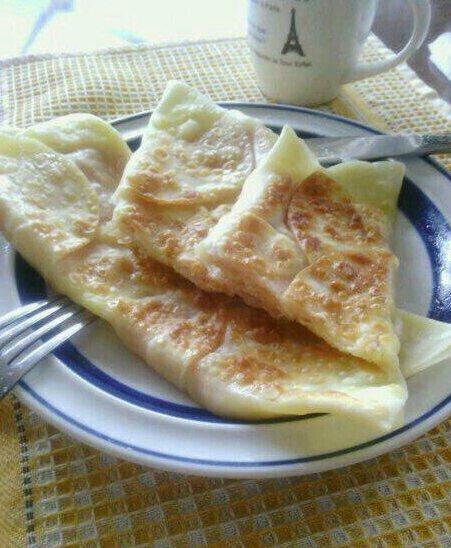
0, 115, 412, 431
0, 110, 449, 432
112, 81, 451, 379
112, 81, 277, 293
198, 130, 451, 378
198, 127, 402, 370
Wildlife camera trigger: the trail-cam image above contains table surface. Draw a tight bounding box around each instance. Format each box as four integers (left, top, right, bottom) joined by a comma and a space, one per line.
2, 0, 450, 104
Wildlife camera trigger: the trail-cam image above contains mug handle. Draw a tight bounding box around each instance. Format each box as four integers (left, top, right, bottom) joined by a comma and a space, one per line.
343, 0, 431, 83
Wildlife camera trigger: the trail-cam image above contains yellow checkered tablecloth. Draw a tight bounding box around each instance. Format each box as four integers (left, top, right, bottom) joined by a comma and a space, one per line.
0, 35, 450, 547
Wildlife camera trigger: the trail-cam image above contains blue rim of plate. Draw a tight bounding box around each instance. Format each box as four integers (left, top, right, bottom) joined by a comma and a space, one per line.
13, 103, 451, 468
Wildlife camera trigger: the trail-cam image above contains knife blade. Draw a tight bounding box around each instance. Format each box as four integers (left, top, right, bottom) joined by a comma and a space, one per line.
304, 134, 451, 164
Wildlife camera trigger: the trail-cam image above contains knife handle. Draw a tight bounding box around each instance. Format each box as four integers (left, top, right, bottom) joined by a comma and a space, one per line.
420, 134, 451, 155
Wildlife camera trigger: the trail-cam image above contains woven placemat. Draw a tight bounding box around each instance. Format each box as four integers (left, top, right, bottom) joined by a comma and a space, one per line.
0, 35, 450, 547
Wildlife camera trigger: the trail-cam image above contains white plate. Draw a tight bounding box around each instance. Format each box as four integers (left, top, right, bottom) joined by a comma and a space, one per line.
4, 104, 450, 479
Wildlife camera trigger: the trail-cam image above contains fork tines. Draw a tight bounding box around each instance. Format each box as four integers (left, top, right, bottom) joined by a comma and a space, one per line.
0, 297, 93, 397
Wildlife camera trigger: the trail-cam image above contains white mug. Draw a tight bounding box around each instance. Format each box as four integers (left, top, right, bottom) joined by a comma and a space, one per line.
247, 0, 431, 106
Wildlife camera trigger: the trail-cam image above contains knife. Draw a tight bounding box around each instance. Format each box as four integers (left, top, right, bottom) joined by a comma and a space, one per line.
305, 133, 451, 164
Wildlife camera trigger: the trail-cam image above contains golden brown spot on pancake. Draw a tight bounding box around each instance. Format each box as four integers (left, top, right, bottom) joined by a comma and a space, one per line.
116, 196, 226, 292
264, 175, 291, 204
216, 354, 285, 393
273, 245, 293, 262
115, 292, 227, 360
27, 218, 92, 256
251, 175, 292, 219
219, 214, 298, 275
119, 203, 183, 262
131, 249, 185, 289
129, 168, 180, 199
251, 326, 283, 345
288, 171, 387, 258
284, 250, 396, 348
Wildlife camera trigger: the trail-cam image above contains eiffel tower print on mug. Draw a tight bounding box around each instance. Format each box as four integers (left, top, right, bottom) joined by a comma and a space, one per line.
247, 0, 431, 106
281, 8, 304, 57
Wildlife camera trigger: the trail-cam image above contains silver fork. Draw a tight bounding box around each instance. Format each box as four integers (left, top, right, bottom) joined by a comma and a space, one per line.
0, 297, 94, 398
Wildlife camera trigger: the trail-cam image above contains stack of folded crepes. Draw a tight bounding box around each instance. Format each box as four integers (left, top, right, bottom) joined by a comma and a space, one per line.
1, 82, 450, 433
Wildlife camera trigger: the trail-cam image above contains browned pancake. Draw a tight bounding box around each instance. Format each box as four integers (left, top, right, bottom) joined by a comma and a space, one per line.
0, 117, 407, 431
288, 171, 390, 259
112, 81, 277, 293
198, 127, 402, 370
